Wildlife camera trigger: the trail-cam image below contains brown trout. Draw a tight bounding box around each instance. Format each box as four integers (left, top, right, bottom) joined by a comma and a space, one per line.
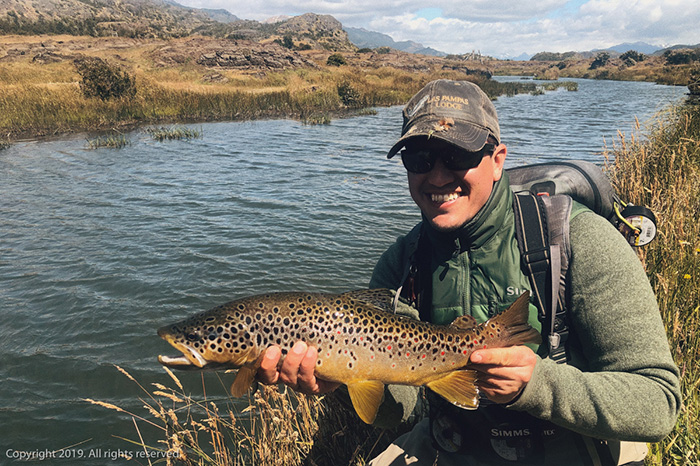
158, 289, 539, 424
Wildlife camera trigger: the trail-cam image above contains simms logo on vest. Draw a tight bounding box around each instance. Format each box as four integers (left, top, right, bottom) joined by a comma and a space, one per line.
491, 428, 531, 438
507, 286, 530, 297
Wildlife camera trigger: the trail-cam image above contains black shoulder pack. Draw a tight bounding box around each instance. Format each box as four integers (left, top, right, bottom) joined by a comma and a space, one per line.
507, 160, 656, 362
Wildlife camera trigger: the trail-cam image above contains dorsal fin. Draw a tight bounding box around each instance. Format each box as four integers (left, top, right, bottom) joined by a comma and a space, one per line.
449, 315, 478, 331
341, 289, 395, 312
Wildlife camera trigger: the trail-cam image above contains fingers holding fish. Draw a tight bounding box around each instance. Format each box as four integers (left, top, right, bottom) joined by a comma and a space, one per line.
469, 346, 537, 404
258, 345, 283, 385
258, 342, 340, 395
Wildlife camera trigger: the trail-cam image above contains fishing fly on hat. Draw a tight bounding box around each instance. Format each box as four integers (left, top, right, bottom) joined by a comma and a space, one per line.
387, 80, 501, 158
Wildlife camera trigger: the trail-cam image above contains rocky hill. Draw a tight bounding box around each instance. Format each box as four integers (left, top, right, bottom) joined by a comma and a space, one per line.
0, 0, 231, 37
0, 0, 356, 51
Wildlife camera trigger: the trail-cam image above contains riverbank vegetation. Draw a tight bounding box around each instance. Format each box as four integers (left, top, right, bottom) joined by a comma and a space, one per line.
0, 35, 583, 142
607, 101, 700, 465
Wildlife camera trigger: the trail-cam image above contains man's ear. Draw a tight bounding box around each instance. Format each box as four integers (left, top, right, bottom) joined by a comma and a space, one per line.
492, 144, 507, 181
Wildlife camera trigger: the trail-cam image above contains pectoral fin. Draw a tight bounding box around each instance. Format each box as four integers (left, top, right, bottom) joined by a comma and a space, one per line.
230, 366, 258, 397
346, 380, 386, 424
426, 370, 480, 410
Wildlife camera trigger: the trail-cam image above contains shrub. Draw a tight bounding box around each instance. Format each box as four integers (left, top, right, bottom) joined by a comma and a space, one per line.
664, 49, 700, 65
620, 50, 646, 63
589, 52, 610, 70
337, 81, 362, 107
74, 57, 137, 101
326, 53, 346, 66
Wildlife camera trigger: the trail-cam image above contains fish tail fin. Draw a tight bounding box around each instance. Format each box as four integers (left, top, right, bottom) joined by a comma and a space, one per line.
490, 291, 542, 346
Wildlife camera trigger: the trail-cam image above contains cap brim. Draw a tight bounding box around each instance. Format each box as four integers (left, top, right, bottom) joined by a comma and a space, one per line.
386, 119, 490, 159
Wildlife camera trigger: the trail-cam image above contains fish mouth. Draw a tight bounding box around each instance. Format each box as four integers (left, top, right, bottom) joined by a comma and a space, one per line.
157, 327, 209, 369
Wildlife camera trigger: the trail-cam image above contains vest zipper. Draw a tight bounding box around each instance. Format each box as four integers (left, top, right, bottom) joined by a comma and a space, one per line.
461, 249, 470, 316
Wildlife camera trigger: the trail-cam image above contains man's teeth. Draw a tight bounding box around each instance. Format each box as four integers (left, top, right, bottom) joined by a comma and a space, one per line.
431, 193, 459, 203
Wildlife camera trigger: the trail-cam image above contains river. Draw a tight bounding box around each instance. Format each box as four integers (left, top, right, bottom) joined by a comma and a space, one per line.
0, 77, 686, 462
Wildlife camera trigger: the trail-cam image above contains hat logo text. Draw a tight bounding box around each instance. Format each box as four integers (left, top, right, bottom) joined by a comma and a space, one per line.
428, 95, 470, 111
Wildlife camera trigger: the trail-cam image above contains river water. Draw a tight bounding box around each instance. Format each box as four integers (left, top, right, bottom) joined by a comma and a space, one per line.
0, 78, 686, 462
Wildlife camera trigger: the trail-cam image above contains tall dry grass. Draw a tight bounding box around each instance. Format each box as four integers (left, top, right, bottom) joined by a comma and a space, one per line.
88, 366, 409, 466
606, 101, 700, 465
0, 57, 573, 140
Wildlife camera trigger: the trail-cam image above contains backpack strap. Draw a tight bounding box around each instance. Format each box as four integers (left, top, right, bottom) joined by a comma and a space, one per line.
513, 192, 572, 363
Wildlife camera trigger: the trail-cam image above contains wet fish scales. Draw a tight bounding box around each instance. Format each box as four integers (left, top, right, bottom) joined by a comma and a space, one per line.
157, 289, 539, 424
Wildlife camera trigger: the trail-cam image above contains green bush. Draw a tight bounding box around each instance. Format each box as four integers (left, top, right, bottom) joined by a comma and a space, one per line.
589, 52, 610, 70
620, 50, 646, 63
74, 57, 137, 101
326, 53, 346, 67
664, 49, 700, 65
337, 81, 361, 107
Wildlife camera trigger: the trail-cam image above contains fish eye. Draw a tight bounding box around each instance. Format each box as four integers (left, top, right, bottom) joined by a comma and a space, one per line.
185, 332, 199, 341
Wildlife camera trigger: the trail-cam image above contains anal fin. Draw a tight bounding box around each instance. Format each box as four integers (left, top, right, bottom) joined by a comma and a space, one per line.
426, 370, 480, 410
346, 380, 385, 424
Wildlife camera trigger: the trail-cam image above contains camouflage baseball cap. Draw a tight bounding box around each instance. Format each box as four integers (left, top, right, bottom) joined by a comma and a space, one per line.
387, 80, 500, 158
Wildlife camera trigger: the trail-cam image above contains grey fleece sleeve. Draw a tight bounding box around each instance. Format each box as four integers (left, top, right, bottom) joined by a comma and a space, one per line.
510, 211, 681, 442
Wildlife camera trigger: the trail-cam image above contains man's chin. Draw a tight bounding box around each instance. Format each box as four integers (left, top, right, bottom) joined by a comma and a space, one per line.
425, 216, 469, 233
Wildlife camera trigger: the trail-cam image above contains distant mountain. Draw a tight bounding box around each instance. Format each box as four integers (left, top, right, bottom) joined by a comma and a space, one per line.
344, 26, 446, 57
509, 52, 533, 61
262, 15, 292, 24
595, 42, 662, 55
195, 8, 239, 24
654, 43, 700, 55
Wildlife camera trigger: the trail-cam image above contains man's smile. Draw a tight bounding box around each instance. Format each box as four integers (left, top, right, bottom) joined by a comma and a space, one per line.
430, 192, 461, 203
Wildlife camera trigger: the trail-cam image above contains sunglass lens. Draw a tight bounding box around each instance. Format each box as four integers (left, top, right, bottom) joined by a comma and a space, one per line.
401, 151, 433, 173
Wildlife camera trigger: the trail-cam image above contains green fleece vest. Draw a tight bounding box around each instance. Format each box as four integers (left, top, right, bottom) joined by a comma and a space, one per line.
420, 172, 543, 343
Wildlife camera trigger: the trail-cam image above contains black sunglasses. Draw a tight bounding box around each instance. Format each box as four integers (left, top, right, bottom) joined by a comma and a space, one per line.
400, 143, 496, 174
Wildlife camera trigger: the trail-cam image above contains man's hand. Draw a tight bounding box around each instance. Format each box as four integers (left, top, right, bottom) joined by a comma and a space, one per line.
257, 341, 340, 395
469, 346, 537, 404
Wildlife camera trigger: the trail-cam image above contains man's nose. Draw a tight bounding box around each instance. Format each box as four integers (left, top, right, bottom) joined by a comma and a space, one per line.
426, 157, 456, 186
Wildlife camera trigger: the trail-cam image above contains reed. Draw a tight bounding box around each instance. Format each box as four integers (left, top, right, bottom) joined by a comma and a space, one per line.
146, 126, 202, 141
89, 366, 410, 466
86, 133, 130, 149
606, 102, 700, 465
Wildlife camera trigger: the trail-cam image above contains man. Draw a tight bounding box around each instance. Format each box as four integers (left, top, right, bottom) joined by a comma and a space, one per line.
258, 80, 680, 465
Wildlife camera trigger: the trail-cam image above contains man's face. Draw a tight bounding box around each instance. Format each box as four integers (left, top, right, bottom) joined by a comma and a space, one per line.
405, 139, 507, 232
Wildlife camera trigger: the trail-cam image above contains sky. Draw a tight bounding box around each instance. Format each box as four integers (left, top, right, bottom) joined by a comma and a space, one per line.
174, 0, 700, 58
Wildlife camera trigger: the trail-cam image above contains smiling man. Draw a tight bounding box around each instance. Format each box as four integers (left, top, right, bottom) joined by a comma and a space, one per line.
258, 80, 680, 465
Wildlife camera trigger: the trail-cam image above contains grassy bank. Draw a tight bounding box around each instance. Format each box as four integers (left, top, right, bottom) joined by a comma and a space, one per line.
0, 37, 576, 141
607, 101, 700, 465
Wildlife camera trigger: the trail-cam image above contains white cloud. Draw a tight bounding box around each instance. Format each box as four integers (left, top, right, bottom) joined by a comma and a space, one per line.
176, 0, 700, 57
